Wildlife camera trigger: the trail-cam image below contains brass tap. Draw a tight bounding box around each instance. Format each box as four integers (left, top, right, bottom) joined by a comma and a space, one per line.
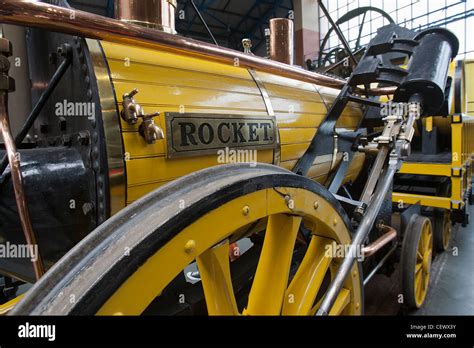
121, 89, 164, 144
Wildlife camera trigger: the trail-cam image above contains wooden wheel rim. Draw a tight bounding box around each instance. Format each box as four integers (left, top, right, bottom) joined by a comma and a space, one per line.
13, 164, 363, 316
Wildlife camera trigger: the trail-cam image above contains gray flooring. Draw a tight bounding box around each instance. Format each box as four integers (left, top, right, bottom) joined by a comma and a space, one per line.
365, 204, 474, 315
413, 206, 474, 315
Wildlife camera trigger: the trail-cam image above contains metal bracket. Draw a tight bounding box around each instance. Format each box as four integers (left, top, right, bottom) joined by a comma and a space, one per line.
451, 114, 463, 124
451, 200, 463, 210
293, 84, 351, 176
451, 167, 463, 178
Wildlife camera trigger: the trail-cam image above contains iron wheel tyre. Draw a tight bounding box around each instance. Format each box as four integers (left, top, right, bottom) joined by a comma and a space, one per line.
433, 209, 452, 252
401, 215, 433, 309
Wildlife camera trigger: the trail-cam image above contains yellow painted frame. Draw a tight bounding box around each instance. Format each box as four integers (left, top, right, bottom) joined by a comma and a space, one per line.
393, 114, 474, 211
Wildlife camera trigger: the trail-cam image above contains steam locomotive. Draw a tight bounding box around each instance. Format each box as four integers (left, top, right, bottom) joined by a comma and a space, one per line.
0, 0, 466, 316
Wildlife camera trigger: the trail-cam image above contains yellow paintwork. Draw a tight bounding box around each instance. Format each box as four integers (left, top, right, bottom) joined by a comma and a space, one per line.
396, 117, 474, 210
196, 240, 239, 315
425, 117, 433, 133
399, 163, 452, 177
282, 235, 332, 315
393, 192, 452, 210
97, 187, 362, 316
0, 294, 24, 315
246, 213, 302, 315
394, 59, 474, 212
415, 218, 432, 308
466, 60, 474, 114
100, 41, 364, 206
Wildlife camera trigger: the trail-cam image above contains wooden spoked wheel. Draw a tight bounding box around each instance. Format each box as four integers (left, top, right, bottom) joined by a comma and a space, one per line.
12, 164, 363, 316
401, 215, 433, 309
434, 209, 452, 252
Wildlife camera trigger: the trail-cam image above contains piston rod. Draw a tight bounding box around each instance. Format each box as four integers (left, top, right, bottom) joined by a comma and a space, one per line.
317, 95, 422, 315
317, 156, 398, 315
363, 243, 398, 286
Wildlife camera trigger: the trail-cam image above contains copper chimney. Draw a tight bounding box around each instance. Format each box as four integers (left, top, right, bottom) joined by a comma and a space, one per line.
115, 0, 177, 34
269, 18, 294, 65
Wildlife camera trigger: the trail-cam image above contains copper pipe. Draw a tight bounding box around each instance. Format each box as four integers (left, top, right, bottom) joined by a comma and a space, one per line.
0, 0, 346, 89
115, 0, 177, 33
0, 92, 44, 280
362, 225, 397, 257
0, 2, 395, 94
269, 18, 294, 65
355, 85, 398, 96
0, 1, 398, 95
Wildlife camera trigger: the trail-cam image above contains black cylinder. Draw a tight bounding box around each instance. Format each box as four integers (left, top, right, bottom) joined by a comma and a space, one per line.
395, 28, 459, 115
0, 147, 97, 282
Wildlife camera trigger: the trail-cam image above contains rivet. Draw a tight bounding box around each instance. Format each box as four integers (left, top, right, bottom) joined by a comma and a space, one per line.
333, 219, 338, 226
92, 148, 99, 159
314, 202, 319, 210
285, 195, 294, 210
242, 206, 250, 216
353, 270, 357, 278
355, 303, 360, 310
184, 240, 196, 254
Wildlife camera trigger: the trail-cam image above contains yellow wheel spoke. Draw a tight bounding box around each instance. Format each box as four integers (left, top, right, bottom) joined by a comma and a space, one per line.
417, 251, 423, 262
415, 263, 423, 274
426, 251, 432, 262
415, 273, 423, 299
92, 185, 361, 316
444, 224, 450, 246
415, 270, 422, 291
419, 233, 425, 255
328, 288, 350, 316
246, 214, 302, 315
423, 229, 431, 254
282, 236, 333, 315
196, 240, 239, 315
